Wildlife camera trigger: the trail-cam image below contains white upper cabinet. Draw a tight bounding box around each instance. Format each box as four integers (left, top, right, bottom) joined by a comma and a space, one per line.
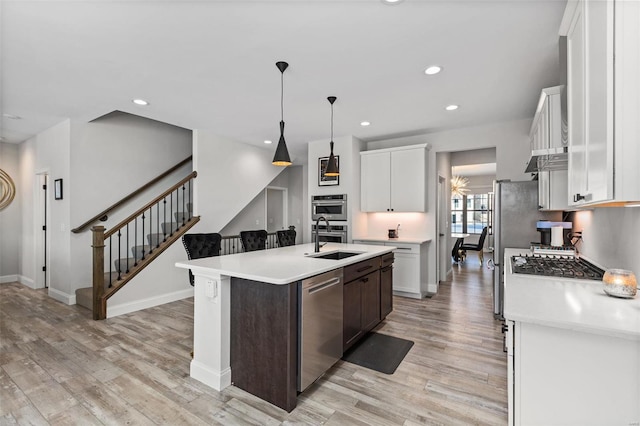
360, 144, 428, 212
561, 0, 640, 206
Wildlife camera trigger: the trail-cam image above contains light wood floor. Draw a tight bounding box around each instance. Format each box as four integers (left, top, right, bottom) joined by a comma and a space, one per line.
0, 259, 507, 425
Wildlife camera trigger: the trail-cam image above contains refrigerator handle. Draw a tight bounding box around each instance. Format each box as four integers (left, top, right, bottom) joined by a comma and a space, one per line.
493, 181, 501, 265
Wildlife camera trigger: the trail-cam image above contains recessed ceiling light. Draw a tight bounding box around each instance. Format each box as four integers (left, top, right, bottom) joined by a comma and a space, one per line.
264, 140, 272, 144
132, 99, 149, 106
445, 105, 459, 111
360, 121, 371, 126
382, 0, 403, 4
424, 66, 442, 75
3, 113, 22, 120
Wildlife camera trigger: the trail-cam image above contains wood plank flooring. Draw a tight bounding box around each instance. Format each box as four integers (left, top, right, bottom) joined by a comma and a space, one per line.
0, 260, 507, 425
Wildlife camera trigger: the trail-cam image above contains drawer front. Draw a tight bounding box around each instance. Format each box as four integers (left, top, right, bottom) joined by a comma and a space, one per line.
381, 252, 394, 266
344, 256, 380, 283
390, 242, 419, 254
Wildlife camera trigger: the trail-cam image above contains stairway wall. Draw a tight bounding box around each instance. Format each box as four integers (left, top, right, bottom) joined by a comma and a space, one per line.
192, 130, 286, 233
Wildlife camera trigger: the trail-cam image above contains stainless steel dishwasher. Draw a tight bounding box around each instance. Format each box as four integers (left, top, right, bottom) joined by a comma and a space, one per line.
298, 268, 343, 391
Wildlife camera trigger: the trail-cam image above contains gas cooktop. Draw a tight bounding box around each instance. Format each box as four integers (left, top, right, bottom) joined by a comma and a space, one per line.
511, 254, 604, 280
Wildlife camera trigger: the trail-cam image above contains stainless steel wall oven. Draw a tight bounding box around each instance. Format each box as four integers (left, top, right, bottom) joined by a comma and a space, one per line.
311, 194, 347, 221
311, 224, 347, 243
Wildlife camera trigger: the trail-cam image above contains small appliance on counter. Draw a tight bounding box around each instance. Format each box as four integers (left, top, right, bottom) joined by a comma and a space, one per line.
536, 221, 572, 246
388, 224, 400, 239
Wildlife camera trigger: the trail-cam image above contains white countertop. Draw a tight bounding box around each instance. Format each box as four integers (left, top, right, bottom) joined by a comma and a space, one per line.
353, 237, 431, 244
175, 242, 395, 285
503, 248, 640, 340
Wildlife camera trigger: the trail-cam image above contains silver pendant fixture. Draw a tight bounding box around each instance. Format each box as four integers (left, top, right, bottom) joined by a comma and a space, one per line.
272, 61, 292, 167
325, 96, 339, 176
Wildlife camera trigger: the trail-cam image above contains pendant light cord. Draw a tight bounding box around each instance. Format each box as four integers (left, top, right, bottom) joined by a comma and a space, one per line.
281, 72, 284, 121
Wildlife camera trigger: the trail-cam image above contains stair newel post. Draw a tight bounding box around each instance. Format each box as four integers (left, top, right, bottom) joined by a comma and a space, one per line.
91, 225, 107, 320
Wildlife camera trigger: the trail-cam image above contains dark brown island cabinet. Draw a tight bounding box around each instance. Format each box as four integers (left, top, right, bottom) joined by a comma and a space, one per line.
230, 253, 394, 412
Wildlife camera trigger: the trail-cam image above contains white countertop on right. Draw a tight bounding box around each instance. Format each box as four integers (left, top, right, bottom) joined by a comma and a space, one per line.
503, 248, 640, 340
353, 237, 431, 244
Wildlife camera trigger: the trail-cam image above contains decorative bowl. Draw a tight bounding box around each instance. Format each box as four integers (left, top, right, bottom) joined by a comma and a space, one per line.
602, 269, 637, 299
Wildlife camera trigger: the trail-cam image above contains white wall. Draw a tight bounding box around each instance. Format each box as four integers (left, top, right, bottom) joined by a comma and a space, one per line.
0, 142, 21, 283
193, 130, 285, 234
307, 135, 365, 243
366, 118, 532, 292
571, 208, 640, 273
17, 113, 193, 313
16, 120, 71, 299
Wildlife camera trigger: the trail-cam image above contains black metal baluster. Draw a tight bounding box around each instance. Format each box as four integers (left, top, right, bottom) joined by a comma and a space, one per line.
134, 217, 138, 266
148, 207, 153, 255
156, 202, 160, 248
182, 184, 186, 226
109, 235, 113, 288
163, 197, 167, 242
141, 212, 146, 260
188, 178, 192, 220
170, 191, 173, 236
117, 229, 122, 280
126, 222, 130, 273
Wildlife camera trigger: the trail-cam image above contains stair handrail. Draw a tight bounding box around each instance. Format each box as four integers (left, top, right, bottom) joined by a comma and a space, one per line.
104, 171, 197, 239
72, 156, 193, 233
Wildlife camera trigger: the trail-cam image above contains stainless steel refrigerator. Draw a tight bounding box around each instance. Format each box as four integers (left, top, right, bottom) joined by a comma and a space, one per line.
492, 180, 561, 319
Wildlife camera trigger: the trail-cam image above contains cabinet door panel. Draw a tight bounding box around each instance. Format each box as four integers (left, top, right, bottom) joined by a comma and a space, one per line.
361, 271, 381, 333
584, 0, 614, 203
390, 149, 425, 212
343, 279, 362, 350
380, 266, 393, 319
361, 152, 391, 212
392, 253, 419, 294
567, 1, 586, 205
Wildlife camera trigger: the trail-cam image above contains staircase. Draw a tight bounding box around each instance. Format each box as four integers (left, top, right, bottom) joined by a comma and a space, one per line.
75, 171, 199, 319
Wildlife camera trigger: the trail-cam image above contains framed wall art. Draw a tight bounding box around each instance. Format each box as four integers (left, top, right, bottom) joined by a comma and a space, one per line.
318, 156, 339, 186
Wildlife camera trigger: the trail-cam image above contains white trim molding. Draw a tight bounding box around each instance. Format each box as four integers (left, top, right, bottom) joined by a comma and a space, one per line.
0, 275, 19, 284
106, 288, 194, 318
48, 287, 75, 305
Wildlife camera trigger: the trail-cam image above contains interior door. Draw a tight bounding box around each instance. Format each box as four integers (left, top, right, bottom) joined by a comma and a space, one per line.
266, 187, 286, 233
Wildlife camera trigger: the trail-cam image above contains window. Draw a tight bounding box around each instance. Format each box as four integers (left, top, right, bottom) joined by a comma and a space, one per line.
451, 193, 492, 234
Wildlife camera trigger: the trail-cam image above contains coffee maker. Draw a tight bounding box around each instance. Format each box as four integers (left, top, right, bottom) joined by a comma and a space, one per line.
536, 221, 572, 246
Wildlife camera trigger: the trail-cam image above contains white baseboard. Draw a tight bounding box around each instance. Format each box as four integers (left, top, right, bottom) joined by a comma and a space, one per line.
48, 287, 75, 305
190, 361, 232, 391
19, 275, 36, 289
107, 288, 194, 318
0, 275, 18, 284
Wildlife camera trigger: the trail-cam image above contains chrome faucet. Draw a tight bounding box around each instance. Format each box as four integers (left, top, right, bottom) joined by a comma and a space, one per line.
314, 216, 330, 253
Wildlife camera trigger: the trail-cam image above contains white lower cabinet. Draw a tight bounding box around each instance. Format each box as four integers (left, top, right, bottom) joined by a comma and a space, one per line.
353, 240, 429, 298
507, 320, 640, 425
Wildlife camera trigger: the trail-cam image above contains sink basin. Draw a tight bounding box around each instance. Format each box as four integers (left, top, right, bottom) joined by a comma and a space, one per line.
308, 251, 363, 260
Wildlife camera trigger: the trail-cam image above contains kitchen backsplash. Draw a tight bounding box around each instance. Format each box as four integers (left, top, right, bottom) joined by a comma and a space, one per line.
357, 212, 431, 240
570, 207, 640, 272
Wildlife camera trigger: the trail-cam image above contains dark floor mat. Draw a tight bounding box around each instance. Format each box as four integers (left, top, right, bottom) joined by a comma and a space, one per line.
342, 332, 414, 374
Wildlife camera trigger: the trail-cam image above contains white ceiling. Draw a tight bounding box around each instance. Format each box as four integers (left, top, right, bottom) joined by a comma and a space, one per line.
0, 0, 567, 164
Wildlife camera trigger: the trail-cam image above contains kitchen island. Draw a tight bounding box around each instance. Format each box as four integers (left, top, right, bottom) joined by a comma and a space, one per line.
175, 242, 395, 412
503, 248, 640, 425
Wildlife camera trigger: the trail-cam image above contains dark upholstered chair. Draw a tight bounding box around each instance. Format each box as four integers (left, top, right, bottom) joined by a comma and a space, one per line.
182, 233, 222, 286
276, 229, 296, 247
460, 226, 488, 264
240, 230, 268, 252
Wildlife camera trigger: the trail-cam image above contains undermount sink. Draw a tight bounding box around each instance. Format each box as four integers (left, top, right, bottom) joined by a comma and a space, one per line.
307, 251, 363, 260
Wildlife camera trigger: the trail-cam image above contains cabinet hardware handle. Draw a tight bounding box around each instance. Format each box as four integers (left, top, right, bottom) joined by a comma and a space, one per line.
395, 247, 411, 250
361, 277, 369, 283
356, 265, 373, 272
573, 193, 585, 202
501, 324, 508, 333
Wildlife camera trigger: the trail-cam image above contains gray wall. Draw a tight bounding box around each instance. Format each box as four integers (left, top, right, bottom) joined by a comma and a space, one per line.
571, 208, 640, 272
0, 142, 21, 282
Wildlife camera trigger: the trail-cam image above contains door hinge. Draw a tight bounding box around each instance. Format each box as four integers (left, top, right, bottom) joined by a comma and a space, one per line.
42, 184, 47, 190
42, 266, 46, 272
42, 225, 46, 231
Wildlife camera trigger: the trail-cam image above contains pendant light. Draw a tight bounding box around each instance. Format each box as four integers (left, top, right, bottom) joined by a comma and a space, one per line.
324, 96, 339, 176
272, 61, 292, 166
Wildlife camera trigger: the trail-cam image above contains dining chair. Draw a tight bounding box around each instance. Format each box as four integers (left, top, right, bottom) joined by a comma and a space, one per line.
240, 230, 268, 252
182, 233, 222, 286
276, 229, 296, 247
460, 226, 488, 264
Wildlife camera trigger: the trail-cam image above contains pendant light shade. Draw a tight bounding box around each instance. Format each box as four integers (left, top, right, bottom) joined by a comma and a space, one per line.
272, 61, 292, 166
325, 96, 339, 177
